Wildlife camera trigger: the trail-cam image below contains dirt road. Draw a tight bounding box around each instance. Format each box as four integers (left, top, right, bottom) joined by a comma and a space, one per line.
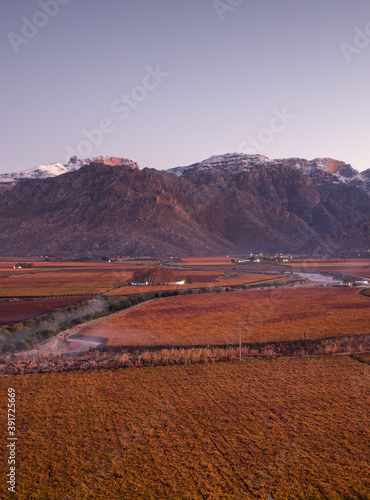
12, 299, 159, 359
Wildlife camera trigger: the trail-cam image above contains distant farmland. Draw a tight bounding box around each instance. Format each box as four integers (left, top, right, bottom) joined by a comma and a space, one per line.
105, 273, 282, 296
0, 270, 132, 297
288, 259, 370, 278
0, 296, 91, 325
0, 357, 368, 499
82, 288, 370, 347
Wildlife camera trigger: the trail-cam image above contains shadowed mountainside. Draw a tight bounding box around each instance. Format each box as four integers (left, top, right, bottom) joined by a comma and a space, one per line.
0, 154, 369, 256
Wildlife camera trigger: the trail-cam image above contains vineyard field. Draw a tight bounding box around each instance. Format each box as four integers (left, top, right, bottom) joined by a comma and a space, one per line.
0, 357, 368, 499
0, 271, 132, 297
105, 274, 282, 297
353, 352, 370, 363
174, 271, 225, 282
83, 287, 370, 347
178, 256, 233, 265
0, 296, 91, 325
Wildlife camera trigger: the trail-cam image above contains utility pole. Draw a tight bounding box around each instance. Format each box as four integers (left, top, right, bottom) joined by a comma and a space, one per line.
239, 325, 242, 361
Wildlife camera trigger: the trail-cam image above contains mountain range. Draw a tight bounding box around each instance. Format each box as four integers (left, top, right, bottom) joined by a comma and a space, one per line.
0, 156, 136, 191
0, 154, 369, 257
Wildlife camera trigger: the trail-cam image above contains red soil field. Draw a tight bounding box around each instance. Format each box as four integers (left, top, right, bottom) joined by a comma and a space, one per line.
84, 287, 370, 347
0, 297, 91, 325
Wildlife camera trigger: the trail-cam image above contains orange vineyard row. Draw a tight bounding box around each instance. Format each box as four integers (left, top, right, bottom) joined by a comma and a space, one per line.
0, 271, 133, 297
84, 287, 370, 347
0, 357, 368, 499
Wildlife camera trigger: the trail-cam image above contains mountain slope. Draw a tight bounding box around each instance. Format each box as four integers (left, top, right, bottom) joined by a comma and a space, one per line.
0, 162, 241, 256
171, 154, 370, 236
0, 154, 369, 257
170, 154, 370, 194
301, 219, 370, 255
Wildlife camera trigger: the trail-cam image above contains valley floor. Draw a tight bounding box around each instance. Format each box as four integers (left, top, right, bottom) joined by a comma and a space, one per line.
0, 357, 369, 499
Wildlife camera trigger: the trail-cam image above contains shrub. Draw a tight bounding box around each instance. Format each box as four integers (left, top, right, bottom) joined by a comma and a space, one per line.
15, 339, 29, 350
42, 329, 56, 339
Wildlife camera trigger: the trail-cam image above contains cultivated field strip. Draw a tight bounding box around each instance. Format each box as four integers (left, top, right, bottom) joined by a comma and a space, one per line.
105, 274, 282, 297
0, 296, 91, 325
0, 271, 132, 297
82, 287, 370, 347
0, 357, 369, 499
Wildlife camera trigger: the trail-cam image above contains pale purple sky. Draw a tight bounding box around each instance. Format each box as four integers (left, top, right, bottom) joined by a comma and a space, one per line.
1, 0, 370, 173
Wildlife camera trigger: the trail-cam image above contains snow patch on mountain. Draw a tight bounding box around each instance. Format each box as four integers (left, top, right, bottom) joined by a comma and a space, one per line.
0, 156, 135, 184
169, 153, 370, 195
169, 153, 270, 176
0, 163, 69, 183
1, 152, 369, 196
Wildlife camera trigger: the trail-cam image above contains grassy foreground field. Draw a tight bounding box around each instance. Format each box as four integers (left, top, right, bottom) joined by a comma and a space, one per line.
0, 357, 369, 499
83, 287, 370, 347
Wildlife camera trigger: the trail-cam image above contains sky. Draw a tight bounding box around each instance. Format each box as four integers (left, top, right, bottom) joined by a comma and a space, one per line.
1, 0, 370, 174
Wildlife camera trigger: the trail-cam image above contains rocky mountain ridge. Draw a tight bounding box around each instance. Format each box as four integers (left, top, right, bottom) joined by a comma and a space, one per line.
0, 154, 369, 257
1, 153, 369, 194
170, 153, 370, 194
0, 156, 138, 185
